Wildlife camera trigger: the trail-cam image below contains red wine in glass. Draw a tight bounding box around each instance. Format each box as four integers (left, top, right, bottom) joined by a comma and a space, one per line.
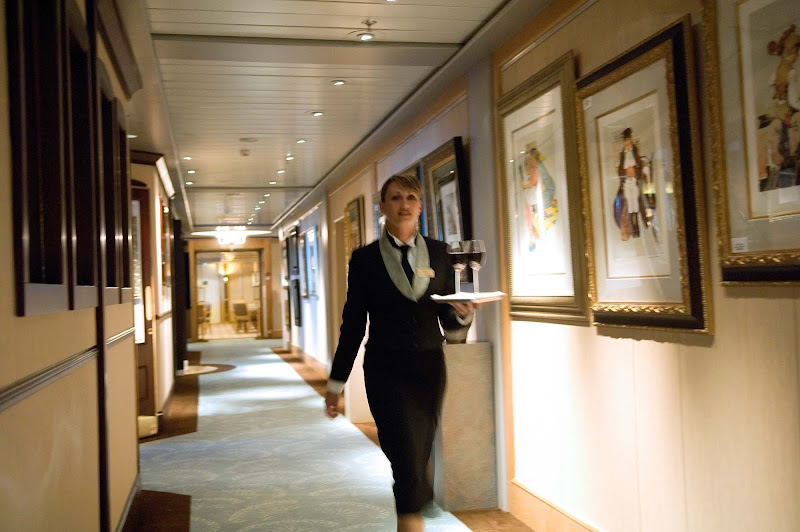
447, 241, 467, 293
465, 240, 486, 292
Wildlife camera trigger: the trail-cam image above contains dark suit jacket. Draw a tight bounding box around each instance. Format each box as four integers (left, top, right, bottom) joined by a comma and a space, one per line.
329, 235, 466, 383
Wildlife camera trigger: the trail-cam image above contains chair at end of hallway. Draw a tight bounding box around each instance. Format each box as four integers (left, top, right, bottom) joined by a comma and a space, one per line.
232, 301, 250, 333
198, 303, 211, 336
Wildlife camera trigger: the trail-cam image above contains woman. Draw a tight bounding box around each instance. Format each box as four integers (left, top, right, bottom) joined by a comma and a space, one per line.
325, 174, 474, 532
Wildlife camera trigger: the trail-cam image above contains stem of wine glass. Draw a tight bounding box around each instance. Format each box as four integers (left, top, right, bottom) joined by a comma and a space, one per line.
473, 269, 479, 293
454, 271, 461, 294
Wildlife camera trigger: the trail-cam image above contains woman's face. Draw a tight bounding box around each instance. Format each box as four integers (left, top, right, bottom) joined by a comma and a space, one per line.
380, 182, 422, 233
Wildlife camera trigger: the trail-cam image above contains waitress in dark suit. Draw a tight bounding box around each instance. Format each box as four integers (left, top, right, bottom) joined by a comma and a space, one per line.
325, 174, 474, 532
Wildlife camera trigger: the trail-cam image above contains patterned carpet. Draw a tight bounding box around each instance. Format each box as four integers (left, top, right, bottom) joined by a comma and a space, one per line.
139, 339, 470, 531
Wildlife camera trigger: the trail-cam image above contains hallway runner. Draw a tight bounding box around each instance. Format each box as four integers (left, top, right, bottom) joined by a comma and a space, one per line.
139, 339, 470, 531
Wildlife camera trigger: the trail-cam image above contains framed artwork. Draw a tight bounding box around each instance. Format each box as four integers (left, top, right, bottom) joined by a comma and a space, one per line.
303, 226, 318, 297
498, 51, 589, 323
298, 231, 307, 297
372, 192, 385, 240
706, 0, 800, 282
576, 17, 711, 332
421, 137, 472, 244
343, 195, 365, 263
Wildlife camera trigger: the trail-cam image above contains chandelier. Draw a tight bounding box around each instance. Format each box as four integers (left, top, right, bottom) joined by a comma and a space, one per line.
214, 226, 247, 247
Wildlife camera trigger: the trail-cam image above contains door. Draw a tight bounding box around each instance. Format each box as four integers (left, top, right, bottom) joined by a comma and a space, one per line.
132, 185, 155, 416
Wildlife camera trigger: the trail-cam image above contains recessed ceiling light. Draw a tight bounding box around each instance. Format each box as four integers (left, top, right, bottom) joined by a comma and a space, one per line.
186, 181, 194, 185
263, 193, 270, 197
259, 200, 265, 204
255, 206, 261, 210
247, 222, 252, 225
311, 111, 324, 117
286, 155, 294, 161
187, 170, 196, 174
127, 134, 137, 139
296, 139, 306, 144
270, 180, 279, 184
183, 156, 192, 160
358, 32, 374, 41
332, 80, 345, 86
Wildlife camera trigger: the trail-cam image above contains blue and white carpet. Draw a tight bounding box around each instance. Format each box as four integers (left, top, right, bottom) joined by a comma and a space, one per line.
139, 339, 470, 531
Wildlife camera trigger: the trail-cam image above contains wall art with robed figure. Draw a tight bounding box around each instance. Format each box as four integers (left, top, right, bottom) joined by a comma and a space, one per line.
498, 51, 588, 323
576, 17, 711, 332
706, 0, 800, 282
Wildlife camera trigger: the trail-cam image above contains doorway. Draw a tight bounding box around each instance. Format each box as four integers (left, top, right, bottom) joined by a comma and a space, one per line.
196, 250, 262, 340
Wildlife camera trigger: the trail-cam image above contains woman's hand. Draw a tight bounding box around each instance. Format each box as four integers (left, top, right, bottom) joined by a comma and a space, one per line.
450, 302, 476, 319
325, 391, 340, 419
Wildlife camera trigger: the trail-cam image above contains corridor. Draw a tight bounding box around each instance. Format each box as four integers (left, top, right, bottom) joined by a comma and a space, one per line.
138, 339, 470, 531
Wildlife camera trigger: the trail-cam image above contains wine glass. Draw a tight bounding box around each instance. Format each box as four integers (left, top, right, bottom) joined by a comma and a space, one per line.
446, 241, 467, 293
465, 240, 486, 293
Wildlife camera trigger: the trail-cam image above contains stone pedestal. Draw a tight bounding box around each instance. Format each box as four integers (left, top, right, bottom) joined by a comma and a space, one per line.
432, 341, 497, 511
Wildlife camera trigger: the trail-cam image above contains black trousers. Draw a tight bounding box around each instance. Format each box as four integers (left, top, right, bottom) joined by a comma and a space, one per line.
364, 347, 446, 514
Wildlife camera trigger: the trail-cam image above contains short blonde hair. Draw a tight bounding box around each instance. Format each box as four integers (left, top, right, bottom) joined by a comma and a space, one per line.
380, 174, 421, 202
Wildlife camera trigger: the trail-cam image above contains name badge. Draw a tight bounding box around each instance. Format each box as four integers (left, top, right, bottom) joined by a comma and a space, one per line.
417, 267, 435, 278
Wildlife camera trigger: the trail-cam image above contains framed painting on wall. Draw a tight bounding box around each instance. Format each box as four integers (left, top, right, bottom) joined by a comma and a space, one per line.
298, 231, 308, 297
706, 0, 800, 282
343, 195, 365, 264
303, 226, 318, 297
372, 192, 385, 240
576, 17, 711, 332
498, 51, 589, 323
421, 137, 472, 244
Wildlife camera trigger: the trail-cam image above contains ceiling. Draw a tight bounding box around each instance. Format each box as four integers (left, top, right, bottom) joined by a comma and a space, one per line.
120, 0, 525, 233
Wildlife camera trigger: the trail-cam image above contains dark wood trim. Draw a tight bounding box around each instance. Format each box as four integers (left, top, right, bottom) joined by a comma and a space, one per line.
116, 474, 140, 532
96, 0, 141, 98
130, 150, 163, 166
89, 0, 111, 528
106, 327, 135, 349
172, 219, 188, 373
0, 346, 98, 414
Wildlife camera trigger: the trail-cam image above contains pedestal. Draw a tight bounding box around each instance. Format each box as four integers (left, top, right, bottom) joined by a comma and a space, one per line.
432, 341, 498, 511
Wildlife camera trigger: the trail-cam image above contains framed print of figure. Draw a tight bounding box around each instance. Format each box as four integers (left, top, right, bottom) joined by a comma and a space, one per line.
421, 137, 472, 244
576, 17, 711, 332
298, 231, 307, 297
498, 51, 589, 323
707, 0, 800, 282
343, 195, 364, 264
303, 226, 318, 297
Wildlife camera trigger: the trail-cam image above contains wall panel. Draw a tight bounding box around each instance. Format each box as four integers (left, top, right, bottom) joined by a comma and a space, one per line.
0, 361, 100, 531
105, 337, 138, 530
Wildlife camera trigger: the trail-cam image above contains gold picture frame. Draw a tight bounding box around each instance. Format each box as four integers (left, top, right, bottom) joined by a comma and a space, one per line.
497, 51, 589, 324
705, 0, 800, 283
343, 195, 365, 265
576, 16, 711, 332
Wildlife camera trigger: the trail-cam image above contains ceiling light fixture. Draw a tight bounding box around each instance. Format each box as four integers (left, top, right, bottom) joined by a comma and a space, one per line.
127, 134, 137, 139
355, 19, 377, 41
187, 170, 196, 174
332, 79, 345, 86
296, 139, 306, 144
286, 155, 294, 161
259, 200, 265, 204
311, 111, 324, 117
183, 156, 192, 160
255, 206, 261, 210
263, 193, 270, 197
270, 179, 279, 183
186, 181, 194, 186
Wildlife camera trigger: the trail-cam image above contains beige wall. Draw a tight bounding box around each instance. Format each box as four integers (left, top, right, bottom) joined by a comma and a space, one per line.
495, 1, 800, 531
0, 362, 101, 531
